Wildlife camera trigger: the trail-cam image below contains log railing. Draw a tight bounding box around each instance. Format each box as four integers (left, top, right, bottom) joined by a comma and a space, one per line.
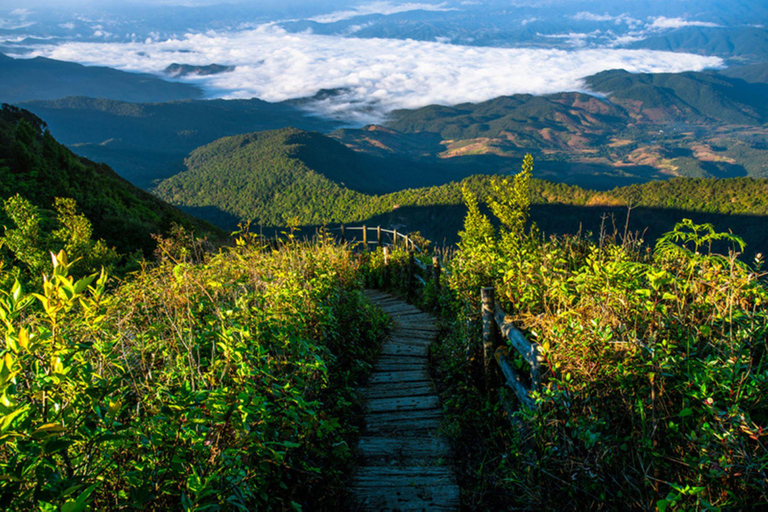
329, 225, 443, 299
330, 225, 422, 252
481, 287, 543, 409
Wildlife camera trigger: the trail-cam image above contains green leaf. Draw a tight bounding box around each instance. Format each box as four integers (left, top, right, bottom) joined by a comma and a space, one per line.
0, 405, 29, 432
61, 483, 99, 512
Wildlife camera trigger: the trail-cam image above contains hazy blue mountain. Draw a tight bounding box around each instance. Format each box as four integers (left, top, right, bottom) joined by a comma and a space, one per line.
627, 27, 768, 64
0, 54, 203, 104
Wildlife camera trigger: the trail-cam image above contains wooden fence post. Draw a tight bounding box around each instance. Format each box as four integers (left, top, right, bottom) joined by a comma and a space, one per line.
383, 246, 390, 286
407, 250, 415, 298
482, 287, 496, 390
377, 226, 382, 247
432, 256, 441, 292
393, 229, 398, 250
340, 224, 345, 242
362, 225, 368, 250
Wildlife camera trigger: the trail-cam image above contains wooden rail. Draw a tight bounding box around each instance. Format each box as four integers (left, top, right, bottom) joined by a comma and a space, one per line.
332, 225, 445, 300
330, 225, 422, 252
482, 287, 543, 409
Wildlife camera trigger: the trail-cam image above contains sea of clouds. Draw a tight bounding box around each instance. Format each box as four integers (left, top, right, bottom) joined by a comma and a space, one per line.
4, 0, 728, 124
23, 24, 723, 124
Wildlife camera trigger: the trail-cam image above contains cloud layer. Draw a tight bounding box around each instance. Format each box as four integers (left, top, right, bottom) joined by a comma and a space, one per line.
27, 24, 723, 124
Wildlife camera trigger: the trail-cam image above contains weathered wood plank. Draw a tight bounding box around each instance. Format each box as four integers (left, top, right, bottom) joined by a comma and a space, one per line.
374, 354, 427, 370
380, 344, 429, 357
365, 395, 440, 413
357, 436, 449, 462
350, 486, 459, 512
385, 336, 434, 346
361, 382, 434, 399
395, 324, 439, 333
367, 370, 430, 384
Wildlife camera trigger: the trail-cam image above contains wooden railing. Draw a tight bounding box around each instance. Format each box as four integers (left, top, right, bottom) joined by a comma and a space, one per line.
330, 225, 422, 252
482, 287, 543, 409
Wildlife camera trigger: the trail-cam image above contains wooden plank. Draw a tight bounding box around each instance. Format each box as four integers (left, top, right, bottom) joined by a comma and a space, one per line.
385, 336, 434, 346
366, 395, 440, 413
380, 343, 429, 357
365, 411, 442, 434
495, 348, 536, 409
374, 362, 426, 371
395, 321, 439, 331
349, 488, 459, 512
354, 466, 454, 480
367, 371, 431, 384
494, 303, 538, 366
361, 382, 434, 399
357, 436, 449, 462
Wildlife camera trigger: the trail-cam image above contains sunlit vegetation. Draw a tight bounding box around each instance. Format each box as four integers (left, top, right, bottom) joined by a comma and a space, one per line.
431, 155, 768, 509
0, 232, 387, 510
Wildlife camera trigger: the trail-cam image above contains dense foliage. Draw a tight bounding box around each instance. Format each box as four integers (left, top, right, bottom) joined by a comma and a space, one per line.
0, 234, 387, 510
0, 105, 219, 259
435, 155, 768, 509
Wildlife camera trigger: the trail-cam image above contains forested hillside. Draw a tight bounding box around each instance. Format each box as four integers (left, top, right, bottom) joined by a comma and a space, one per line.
153, 126, 768, 256
0, 105, 219, 264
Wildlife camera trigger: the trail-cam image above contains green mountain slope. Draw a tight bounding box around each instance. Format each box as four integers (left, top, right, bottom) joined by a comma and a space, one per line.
22, 97, 339, 189
585, 70, 768, 125
0, 54, 202, 104
153, 127, 768, 255
154, 128, 372, 226
627, 26, 768, 64
0, 104, 218, 256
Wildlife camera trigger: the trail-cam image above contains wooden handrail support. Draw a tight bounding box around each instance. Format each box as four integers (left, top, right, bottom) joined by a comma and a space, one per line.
494, 304, 542, 390
495, 347, 536, 410
329, 225, 423, 253
481, 288, 543, 409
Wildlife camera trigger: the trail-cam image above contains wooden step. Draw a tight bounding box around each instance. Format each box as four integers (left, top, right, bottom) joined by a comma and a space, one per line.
357, 436, 450, 465
361, 381, 434, 399
365, 395, 440, 413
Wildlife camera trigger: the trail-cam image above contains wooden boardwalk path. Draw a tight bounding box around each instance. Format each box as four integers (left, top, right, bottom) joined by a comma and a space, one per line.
350, 290, 460, 511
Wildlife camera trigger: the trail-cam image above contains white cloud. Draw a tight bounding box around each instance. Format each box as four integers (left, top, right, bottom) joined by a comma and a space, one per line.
60, 22, 76, 30
9, 8, 30, 17
309, 1, 455, 24
572, 12, 615, 22
28, 24, 724, 124
649, 17, 721, 30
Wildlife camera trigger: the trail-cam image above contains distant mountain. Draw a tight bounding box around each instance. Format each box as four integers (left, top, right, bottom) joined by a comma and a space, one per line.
719, 61, 768, 84
22, 96, 339, 189
627, 27, 768, 64
354, 69, 768, 185
0, 104, 218, 256
164, 63, 235, 77
0, 54, 203, 104
585, 70, 768, 125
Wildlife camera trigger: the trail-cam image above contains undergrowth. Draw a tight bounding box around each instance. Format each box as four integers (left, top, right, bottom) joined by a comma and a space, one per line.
429, 155, 768, 510
0, 232, 387, 510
